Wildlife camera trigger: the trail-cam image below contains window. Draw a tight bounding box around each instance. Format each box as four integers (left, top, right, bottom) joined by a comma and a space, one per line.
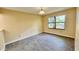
56, 15, 65, 29
48, 15, 66, 29
48, 16, 55, 28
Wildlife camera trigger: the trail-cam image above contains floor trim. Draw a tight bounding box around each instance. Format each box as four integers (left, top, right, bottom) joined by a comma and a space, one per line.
5, 32, 42, 45
5, 32, 74, 45
43, 32, 74, 39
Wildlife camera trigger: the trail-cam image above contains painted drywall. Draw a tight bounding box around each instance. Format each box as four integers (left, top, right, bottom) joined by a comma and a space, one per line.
43, 8, 76, 38
75, 7, 79, 51
0, 8, 42, 43
0, 29, 5, 50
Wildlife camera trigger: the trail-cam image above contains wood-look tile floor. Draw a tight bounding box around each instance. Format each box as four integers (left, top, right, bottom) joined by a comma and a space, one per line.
5, 33, 74, 51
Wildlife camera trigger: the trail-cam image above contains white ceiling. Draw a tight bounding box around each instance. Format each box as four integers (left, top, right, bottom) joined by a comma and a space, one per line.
4, 7, 72, 15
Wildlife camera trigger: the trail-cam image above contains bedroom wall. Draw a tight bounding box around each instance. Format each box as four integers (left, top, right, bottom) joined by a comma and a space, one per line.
75, 7, 79, 51
0, 8, 42, 43
43, 8, 76, 38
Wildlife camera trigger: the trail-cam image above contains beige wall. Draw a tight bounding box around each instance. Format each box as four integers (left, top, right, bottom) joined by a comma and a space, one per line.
43, 8, 76, 38
0, 8, 42, 43
75, 7, 79, 50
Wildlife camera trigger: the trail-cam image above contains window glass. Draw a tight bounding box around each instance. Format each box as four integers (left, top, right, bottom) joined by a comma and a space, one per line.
48, 23, 55, 28
56, 23, 65, 29
48, 16, 55, 22
56, 15, 65, 22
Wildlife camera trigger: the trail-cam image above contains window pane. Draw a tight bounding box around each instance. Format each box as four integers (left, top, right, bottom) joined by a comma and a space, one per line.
56, 23, 65, 29
56, 15, 65, 22
48, 16, 55, 22
48, 23, 55, 28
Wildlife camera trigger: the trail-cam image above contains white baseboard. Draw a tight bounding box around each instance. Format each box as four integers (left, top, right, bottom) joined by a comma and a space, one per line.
44, 32, 74, 38
5, 32, 42, 45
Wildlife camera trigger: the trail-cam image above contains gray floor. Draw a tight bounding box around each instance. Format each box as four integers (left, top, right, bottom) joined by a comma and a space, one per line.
5, 33, 74, 51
